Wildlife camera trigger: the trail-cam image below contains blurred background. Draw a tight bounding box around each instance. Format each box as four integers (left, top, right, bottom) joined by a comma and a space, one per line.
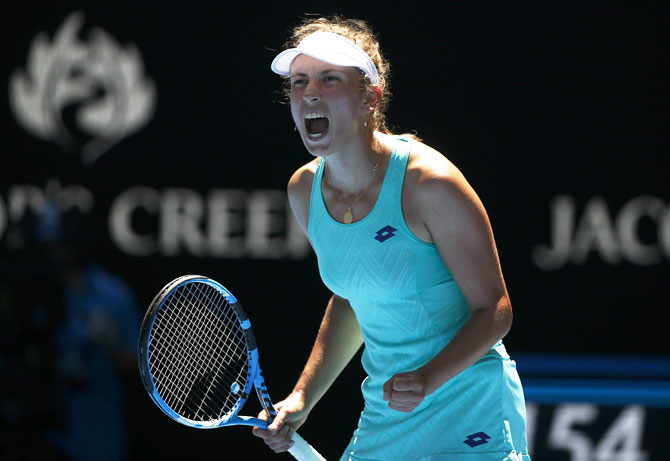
1, 1, 668, 460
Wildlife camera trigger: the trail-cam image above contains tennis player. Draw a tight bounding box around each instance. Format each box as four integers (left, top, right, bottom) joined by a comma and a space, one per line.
253, 15, 531, 460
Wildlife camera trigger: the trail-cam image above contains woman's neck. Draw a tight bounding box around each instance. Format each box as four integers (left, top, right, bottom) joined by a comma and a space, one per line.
322, 131, 391, 193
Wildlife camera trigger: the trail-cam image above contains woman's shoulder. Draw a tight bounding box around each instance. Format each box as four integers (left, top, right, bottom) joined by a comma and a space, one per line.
287, 158, 320, 235
401, 138, 490, 245
287, 157, 320, 196
404, 138, 467, 190
405, 138, 485, 219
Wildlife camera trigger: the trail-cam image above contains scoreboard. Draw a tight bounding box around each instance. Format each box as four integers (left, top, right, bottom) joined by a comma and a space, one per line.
518, 354, 670, 460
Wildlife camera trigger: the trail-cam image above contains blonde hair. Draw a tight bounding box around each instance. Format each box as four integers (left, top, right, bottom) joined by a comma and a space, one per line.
282, 15, 392, 135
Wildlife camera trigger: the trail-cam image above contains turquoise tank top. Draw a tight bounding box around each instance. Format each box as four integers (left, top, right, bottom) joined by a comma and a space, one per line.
309, 139, 530, 460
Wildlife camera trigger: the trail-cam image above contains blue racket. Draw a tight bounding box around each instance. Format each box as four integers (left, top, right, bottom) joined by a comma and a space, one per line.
138, 275, 325, 460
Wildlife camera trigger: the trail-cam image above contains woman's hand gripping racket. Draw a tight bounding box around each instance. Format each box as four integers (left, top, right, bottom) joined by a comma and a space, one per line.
138, 275, 326, 461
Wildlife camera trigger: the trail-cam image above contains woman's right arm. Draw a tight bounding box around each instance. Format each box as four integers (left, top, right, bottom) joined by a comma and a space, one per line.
251, 163, 364, 453
293, 293, 363, 415
252, 294, 363, 452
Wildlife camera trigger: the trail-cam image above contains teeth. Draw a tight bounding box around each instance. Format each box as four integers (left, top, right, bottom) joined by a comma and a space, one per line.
304, 112, 327, 139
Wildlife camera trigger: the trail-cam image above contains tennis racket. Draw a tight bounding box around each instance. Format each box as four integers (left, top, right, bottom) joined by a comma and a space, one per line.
138, 274, 326, 461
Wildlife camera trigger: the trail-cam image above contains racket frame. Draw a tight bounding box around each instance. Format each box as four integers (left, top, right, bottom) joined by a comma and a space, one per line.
138, 274, 276, 429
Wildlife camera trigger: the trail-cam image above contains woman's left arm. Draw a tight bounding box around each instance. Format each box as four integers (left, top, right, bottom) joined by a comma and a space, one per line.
383, 149, 513, 413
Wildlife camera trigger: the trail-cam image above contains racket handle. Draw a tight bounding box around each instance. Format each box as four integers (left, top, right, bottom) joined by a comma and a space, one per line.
288, 431, 327, 461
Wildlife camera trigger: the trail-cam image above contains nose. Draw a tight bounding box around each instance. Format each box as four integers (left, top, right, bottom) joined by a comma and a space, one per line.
303, 79, 320, 103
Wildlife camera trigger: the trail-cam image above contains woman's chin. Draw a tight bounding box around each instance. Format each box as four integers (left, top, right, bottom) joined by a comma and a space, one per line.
302, 129, 330, 155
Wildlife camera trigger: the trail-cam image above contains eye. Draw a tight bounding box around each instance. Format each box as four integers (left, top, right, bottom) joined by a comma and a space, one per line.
323, 75, 339, 83
291, 78, 307, 88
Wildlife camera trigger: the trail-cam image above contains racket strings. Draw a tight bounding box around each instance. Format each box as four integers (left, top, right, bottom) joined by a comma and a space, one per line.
152, 284, 246, 419
148, 282, 249, 422
171, 283, 247, 418
186, 285, 249, 417
184, 284, 247, 418
151, 289, 218, 412
166, 286, 234, 414
154, 291, 228, 415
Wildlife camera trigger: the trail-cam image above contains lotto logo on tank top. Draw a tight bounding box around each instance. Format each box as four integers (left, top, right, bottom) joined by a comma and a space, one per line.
463, 431, 491, 447
374, 225, 397, 243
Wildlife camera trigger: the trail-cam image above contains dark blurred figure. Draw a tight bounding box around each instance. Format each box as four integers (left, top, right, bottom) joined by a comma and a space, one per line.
1, 202, 140, 461
0, 204, 66, 460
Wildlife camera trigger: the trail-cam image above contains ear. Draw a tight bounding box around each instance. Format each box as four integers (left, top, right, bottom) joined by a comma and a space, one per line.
362, 85, 383, 113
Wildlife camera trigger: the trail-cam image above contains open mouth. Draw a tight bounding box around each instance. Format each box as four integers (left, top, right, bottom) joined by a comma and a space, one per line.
305, 112, 329, 138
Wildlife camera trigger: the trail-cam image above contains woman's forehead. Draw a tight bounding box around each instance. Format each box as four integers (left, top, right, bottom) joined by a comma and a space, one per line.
290, 54, 357, 76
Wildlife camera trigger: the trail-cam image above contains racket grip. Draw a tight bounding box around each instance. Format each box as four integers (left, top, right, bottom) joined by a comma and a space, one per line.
288, 431, 327, 461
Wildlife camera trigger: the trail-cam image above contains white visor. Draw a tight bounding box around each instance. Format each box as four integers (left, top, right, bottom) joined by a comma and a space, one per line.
271, 31, 380, 85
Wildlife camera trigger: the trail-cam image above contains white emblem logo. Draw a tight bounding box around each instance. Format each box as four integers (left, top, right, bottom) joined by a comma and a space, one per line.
9, 11, 156, 164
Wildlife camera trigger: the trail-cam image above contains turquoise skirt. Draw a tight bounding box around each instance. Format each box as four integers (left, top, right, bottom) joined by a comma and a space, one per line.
339, 345, 531, 461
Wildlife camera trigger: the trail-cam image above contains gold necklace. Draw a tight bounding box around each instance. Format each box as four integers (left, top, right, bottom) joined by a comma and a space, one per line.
343, 159, 379, 224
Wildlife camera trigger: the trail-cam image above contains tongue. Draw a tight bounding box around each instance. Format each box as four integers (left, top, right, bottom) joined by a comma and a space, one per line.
308, 118, 328, 134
